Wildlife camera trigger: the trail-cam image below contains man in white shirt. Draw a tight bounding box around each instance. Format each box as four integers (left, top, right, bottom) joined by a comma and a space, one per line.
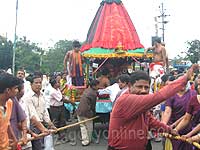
25, 73, 56, 150
98, 82, 120, 103
16, 68, 31, 94
43, 83, 52, 113
98, 74, 130, 104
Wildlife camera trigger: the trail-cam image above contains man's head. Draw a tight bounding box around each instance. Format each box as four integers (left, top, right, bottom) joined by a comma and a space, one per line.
50, 77, 57, 88
129, 71, 151, 95
61, 72, 67, 80
0, 72, 21, 102
73, 40, 81, 52
101, 68, 110, 76
89, 79, 100, 90
153, 37, 161, 46
27, 73, 42, 94
176, 73, 187, 92
117, 74, 130, 89
161, 74, 170, 86
16, 79, 24, 100
16, 68, 25, 79
195, 74, 200, 94
56, 73, 62, 83
50, 75, 61, 89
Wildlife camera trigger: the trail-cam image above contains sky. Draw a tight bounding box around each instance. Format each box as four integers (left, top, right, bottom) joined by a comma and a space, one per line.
1, 0, 200, 58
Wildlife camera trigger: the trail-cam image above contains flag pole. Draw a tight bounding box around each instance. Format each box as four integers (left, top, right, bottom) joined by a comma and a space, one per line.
12, 0, 18, 75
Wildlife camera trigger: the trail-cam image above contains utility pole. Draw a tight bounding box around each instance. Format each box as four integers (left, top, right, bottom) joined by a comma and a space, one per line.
12, 0, 19, 75
157, 2, 170, 42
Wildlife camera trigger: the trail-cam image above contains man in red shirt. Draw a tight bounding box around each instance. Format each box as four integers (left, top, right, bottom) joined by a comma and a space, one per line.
108, 65, 198, 150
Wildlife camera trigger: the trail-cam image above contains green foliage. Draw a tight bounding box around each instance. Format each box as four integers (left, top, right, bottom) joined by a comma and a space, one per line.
15, 36, 41, 73
185, 40, 200, 63
0, 36, 13, 70
41, 40, 73, 73
0, 35, 79, 74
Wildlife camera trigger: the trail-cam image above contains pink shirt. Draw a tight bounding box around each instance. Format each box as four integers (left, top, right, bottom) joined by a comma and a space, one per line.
108, 75, 188, 150
49, 87, 63, 107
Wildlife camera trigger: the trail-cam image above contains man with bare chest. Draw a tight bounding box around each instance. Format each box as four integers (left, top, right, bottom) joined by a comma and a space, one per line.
63, 40, 84, 86
144, 38, 167, 66
144, 38, 168, 74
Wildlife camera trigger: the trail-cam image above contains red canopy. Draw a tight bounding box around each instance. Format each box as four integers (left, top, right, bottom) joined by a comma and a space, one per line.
81, 0, 144, 52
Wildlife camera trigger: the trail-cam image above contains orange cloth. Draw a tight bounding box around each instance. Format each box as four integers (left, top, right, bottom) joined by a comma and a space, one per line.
0, 99, 13, 150
71, 51, 83, 77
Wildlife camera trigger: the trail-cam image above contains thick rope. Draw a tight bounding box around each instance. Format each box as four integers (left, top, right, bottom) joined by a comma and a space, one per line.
162, 133, 200, 149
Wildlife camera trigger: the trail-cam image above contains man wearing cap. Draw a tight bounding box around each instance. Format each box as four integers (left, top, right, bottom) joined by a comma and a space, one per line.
63, 40, 84, 86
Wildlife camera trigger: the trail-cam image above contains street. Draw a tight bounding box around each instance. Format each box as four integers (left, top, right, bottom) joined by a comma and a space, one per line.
55, 139, 162, 150
54, 123, 163, 150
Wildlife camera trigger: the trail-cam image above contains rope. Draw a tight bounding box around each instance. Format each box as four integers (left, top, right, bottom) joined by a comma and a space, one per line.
131, 57, 147, 68
18, 116, 99, 145
161, 133, 200, 149
92, 58, 109, 75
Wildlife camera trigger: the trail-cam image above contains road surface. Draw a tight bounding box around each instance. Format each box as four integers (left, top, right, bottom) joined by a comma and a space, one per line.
53, 122, 163, 150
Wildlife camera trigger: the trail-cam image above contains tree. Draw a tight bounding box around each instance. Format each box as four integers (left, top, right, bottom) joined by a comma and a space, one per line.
41, 40, 73, 73
0, 35, 13, 70
184, 40, 200, 63
15, 36, 41, 73
0, 35, 81, 74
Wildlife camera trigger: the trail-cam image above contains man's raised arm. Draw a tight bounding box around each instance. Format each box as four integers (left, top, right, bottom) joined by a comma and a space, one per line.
120, 64, 199, 119
144, 46, 155, 56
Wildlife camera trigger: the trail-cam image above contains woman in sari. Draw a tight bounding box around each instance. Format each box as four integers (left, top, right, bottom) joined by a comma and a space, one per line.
162, 74, 197, 150
174, 75, 200, 148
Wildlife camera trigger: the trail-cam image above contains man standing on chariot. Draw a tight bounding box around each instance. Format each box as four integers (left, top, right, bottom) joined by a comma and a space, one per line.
63, 40, 84, 86
144, 37, 168, 78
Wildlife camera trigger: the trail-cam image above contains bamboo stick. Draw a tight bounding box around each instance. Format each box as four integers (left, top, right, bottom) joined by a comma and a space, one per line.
56, 116, 99, 132
18, 116, 99, 145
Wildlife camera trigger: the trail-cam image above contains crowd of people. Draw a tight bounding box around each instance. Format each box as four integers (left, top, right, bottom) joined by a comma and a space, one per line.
0, 39, 200, 150
0, 69, 67, 150
1, 66, 200, 150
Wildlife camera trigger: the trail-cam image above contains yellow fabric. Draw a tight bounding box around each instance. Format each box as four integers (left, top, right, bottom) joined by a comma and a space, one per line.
82, 53, 153, 58
60, 79, 66, 88
72, 51, 83, 77
165, 138, 173, 150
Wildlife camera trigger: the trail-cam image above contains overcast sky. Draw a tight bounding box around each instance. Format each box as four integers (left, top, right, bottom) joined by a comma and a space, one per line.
1, 0, 200, 58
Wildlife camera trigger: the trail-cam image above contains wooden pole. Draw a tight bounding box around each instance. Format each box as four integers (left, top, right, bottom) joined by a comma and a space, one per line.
18, 116, 99, 145
92, 58, 109, 75
56, 116, 99, 132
